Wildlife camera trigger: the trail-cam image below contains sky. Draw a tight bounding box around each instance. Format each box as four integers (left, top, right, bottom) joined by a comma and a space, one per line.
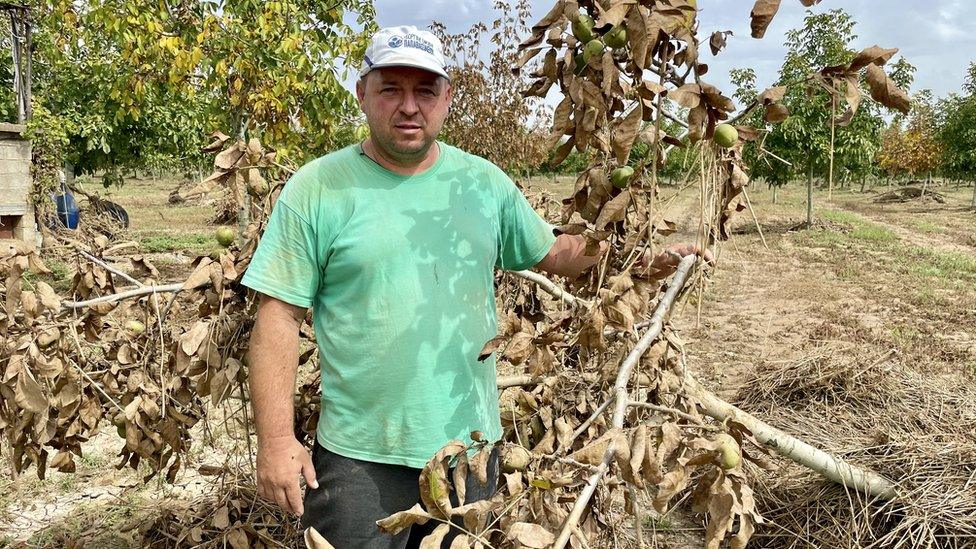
347, 0, 976, 109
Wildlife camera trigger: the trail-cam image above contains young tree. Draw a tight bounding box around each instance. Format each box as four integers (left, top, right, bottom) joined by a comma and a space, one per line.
937, 61, 976, 206
738, 9, 903, 226
433, 0, 550, 176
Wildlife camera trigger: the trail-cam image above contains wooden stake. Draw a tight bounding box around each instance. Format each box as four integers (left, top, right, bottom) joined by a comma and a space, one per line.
828, 94, 837, 201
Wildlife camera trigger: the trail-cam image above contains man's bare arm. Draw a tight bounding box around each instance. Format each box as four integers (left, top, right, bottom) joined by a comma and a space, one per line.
249, 294, 318, 516
250, 294, 305, 441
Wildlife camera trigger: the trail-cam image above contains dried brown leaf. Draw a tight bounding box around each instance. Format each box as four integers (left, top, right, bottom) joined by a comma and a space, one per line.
758, 86, 786, 104
595, 190, 631, 230
419, 441, 467, 519
420, 523, 451, 549
849, 45, 898, 72
215, 143, 245, 171
180, 321, 210, 356
477, 336, 507, 361
508, 522, 555, 548
865, 64, 910, 114
750, 0, 782, 39
212, 505, 230, 529
15, 372, 48, 413
653, 466, 690, 512
201, 131, 230, 153
35, 281, 61, 312
612, 103, 643, 164
668, 83, 701, 109
377, 503, 432, 535
709, 31, 732, 56
304, 527, 337, 549
764, 102, 790, 123
184, 259, 217, 290
596, 3, 631, 27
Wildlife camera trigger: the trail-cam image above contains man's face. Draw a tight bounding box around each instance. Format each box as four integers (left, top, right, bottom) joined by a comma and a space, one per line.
356, 66, 452, 163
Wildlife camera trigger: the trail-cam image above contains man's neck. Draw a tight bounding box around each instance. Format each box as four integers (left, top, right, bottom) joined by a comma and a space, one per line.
363, 140, 440, 176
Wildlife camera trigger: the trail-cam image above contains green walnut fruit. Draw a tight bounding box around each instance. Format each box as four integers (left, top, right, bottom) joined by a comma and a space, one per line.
611, 166, 634, 189
125, 320, 146, 335
582, 39, 605, 63
715, 433, 741, 470
247, 176, 269, 198
215, 227, 236, 248
501, 445, 532, 473
572, 13, 595, 43
604, 26, 628, 49
112, 413, 126, 438
573, 52, 587, 75
714, 123, 739, 148
354, 123, 370, 141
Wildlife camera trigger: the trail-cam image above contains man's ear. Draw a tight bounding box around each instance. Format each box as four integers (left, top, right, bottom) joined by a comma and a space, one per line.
444, 80, 453, 106
355, 76, 368, 112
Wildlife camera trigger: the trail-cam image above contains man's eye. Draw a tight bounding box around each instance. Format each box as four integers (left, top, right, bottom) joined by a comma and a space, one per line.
381, 87, 397, 93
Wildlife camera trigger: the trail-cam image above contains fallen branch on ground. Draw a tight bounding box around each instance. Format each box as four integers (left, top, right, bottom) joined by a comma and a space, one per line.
687, 376, 898, 500
511, 259, 897, 545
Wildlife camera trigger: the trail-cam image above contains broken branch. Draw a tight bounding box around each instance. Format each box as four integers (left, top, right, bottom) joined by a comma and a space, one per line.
61, 283, 187, 310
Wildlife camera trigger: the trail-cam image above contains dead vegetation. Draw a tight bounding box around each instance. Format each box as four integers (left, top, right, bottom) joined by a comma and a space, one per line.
872, 185, 946, 204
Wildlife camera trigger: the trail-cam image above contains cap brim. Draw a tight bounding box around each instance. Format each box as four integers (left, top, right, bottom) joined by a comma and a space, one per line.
360, 55, 449, 80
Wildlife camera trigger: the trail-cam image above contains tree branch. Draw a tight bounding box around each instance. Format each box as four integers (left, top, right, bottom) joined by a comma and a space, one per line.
553, 254, 698, 549
60, 283, 187, 310
511, 269, 592, 308
686, 376, 897, 500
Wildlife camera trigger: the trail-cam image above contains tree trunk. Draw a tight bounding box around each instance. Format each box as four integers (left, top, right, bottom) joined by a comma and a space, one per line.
772, 185, 778, 204
971, 180, 975, 209
860, 176, 866, 193
806, 162, 814, 228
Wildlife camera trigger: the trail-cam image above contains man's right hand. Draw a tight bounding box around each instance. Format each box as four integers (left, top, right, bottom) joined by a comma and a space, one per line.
256, 436, 319, 516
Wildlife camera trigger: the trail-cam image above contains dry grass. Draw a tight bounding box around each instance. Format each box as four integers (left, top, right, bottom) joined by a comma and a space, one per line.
738, 337, 976, 548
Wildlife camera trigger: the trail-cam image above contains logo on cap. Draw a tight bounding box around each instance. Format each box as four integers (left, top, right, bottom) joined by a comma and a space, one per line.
403, 33, 434, 54
388, 36, 403, 48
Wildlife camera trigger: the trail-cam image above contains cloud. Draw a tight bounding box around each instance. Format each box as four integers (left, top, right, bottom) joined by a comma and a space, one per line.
355, 1, 976, 106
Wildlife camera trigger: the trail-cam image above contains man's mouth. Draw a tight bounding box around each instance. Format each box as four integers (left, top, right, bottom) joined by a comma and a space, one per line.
395, 123, 422, 132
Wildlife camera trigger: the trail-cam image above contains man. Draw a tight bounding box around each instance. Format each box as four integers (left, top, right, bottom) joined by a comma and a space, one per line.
242, 25, 702, 548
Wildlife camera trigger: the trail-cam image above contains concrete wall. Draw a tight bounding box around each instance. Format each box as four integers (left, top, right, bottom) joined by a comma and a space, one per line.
0, 125, 34, 244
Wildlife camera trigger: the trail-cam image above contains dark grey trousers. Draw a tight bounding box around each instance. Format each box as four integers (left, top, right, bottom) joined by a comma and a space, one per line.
300, 443, 499, 548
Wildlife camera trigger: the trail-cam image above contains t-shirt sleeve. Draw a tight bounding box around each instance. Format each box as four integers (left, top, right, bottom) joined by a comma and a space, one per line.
495, 177, 557, 271
240, 198, 321, 308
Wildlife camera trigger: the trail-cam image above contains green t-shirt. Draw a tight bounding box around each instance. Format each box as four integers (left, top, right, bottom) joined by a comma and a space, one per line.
241, 142, 556, 468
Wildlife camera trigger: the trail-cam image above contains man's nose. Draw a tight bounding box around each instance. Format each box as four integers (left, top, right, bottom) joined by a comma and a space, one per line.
398, 91, 420, 116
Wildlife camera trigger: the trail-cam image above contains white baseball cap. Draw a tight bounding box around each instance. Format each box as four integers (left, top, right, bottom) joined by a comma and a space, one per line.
360, 25, 450, 80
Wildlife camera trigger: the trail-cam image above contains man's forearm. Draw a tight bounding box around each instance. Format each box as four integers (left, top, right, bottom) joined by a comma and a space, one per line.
248, 304, 303, 442
535, 234, 607, 278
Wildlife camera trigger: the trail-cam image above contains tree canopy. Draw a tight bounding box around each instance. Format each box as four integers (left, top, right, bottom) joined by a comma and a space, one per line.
17, 0, 377, 193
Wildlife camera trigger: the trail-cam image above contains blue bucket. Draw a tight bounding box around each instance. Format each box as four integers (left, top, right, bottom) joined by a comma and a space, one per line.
53, 188, 80, 230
